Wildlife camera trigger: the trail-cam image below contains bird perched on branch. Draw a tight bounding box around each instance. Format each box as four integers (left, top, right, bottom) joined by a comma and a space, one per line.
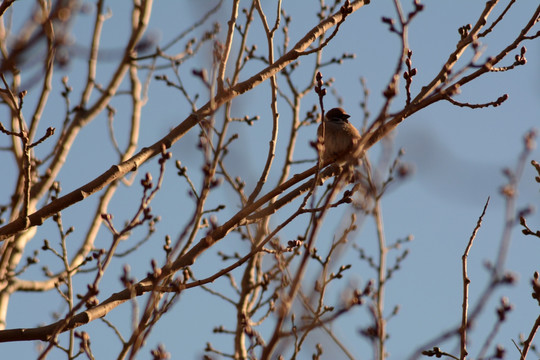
317, 107, 362, 166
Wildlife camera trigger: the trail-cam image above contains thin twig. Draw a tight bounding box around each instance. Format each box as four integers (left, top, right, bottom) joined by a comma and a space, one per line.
460, 197, 490, 359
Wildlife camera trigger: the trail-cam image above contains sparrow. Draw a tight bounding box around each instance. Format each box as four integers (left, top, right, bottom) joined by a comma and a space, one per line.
317, 107, 362, 166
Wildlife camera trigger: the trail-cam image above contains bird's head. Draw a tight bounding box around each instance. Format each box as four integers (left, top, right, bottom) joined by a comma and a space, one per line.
325, 107, 350, 123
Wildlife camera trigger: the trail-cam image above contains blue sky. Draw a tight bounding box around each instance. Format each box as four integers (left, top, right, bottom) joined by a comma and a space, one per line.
1, 1, 539, 359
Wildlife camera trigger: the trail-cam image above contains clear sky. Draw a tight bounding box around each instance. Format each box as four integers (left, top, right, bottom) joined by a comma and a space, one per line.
1, 1, 539, 359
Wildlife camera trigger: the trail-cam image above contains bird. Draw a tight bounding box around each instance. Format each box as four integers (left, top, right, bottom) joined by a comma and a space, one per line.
317, 107, 362, 166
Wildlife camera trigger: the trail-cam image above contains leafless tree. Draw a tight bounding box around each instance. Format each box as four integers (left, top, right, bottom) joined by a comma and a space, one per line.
0, 0, 538, 359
